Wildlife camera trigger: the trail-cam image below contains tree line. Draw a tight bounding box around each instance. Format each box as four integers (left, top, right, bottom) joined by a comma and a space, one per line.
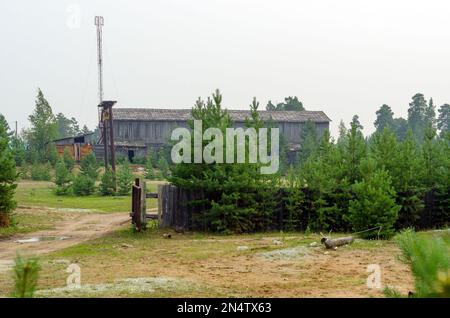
170, 91, 449, 237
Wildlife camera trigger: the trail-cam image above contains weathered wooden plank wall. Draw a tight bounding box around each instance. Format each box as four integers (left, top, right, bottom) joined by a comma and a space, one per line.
159, 184, 205, 230
113, 120, 329, 146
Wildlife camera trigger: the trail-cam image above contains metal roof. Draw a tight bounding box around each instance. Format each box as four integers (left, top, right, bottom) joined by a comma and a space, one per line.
112, 108, 331, 123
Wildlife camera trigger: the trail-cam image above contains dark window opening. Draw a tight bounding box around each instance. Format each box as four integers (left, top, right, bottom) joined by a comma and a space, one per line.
74, 136, 85, 143
128, 150, 135, 163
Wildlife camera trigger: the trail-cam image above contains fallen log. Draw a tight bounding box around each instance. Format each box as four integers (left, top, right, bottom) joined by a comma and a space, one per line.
321, 236, 354, 249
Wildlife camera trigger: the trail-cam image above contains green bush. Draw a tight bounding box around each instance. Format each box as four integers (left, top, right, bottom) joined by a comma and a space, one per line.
79, 152, 99, 180
156, 155, 170, 179
12, 255, 41, 298
115, 154, 128, 165
389, 229, 450, 297
99, 168, 116, 196
116, 161, 134, 196
132, 155, 146, 164
145, 156, 156, 180
30, 163, 51, 181
72, 174, 95, 196
54, 158, 72, 195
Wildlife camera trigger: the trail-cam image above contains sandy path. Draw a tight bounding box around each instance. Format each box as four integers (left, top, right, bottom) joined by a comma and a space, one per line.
0, 212, 129, 260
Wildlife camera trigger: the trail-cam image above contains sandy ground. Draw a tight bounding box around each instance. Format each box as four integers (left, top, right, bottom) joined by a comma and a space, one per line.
0, 208, 414, 297
0, 210, 129, 261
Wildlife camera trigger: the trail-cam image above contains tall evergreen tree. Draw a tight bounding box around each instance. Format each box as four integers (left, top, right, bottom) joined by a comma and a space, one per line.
393, 117, 408, 141
392, 129, 424, 227
348, 158, 400, 239
25, 89, 58, 164
374, 104, 395, 132
297, 120, 317, 166
425, 97, 436, 128
342, 117, 366, 183
370, 126, 398, 174
437, 104, 450, 137
408, 93, 428, 142
0, 115, 18, 227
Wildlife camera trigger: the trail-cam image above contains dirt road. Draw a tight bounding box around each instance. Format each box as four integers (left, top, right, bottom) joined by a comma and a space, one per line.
0, 211, 129, 261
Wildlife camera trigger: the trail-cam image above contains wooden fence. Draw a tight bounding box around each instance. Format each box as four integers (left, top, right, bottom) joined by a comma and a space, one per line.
158, 184, 205, 230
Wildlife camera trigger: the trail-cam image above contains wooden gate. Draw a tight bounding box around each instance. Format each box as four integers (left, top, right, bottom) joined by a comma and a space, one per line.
131, 178, 147, 231
131, 183, 205, 231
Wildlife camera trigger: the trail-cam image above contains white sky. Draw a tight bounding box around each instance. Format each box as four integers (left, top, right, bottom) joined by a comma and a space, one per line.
1, 0, 450, 137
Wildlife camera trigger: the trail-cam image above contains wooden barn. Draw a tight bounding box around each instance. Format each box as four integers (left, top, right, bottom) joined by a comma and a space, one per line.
54, 133, 95, 162
98, 108, 331, 163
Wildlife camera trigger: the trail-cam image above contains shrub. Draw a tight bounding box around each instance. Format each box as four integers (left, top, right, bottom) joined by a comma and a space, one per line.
30, 163, 51, 181
54, 158, 72, 195
145, 156, 156, 180
116, 161, 134, 196
115, 154, 128, 165
156, 155, 170, 179
72, 174, 95, 196
389, 229, 450, 297
132, 155, 146, 165
12, 255, 41, 298
79, 152, 99, 180
99, 168, 116, 196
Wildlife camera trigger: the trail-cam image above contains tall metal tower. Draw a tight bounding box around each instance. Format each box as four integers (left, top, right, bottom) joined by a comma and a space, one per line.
95, 16, 116, 173
95, 16, 104, 109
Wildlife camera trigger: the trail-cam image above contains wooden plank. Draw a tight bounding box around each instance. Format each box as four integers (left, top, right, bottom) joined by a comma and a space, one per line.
146, 192, 158, 199
157, 184, 163, 225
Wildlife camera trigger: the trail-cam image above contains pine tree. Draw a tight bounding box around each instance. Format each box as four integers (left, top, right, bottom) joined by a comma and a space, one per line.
348, 159, 400, 239
421, 124, 444, 189
297, 120, 317, 166
425, 97, 436, 128
408, 93, 428, 142
300, 130, 351, 231
0, 115, 18, 227
342, 118, 366, 183
437, 104, 450, 137
392, 129, 424, 228
156, 152, 170, 179
79, 152, 99, 180
374, 104, 395, 132
99, 168, 116, 196
25, 89, 58, 163
170, 91, 278, 233
145, 153, 156, 179
12, 255, 41, 298
370, 126, 398, 173
10, 136, 26, 167
116, 161, 134, 196
54, 157, 72, 195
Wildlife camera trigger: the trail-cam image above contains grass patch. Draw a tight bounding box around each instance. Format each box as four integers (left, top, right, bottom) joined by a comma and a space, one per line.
15, 181, 163, 213
0, 210, 64, 238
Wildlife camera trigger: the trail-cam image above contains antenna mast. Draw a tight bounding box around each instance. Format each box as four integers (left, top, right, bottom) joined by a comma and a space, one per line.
94, 16, 116, 175
95, 16, 104, 116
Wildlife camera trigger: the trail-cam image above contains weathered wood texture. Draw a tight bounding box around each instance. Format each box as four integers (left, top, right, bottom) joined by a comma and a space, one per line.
159, 184, 205, 230
113, 120, 329, 146
131, 178, 147, 231
321, 236, 354, 249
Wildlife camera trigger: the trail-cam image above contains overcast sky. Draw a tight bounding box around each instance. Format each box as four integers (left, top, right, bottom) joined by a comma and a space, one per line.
1, 0, 450, 137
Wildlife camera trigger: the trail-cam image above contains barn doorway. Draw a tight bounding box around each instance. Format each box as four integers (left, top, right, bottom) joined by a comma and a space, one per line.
128, 150, 135, 163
